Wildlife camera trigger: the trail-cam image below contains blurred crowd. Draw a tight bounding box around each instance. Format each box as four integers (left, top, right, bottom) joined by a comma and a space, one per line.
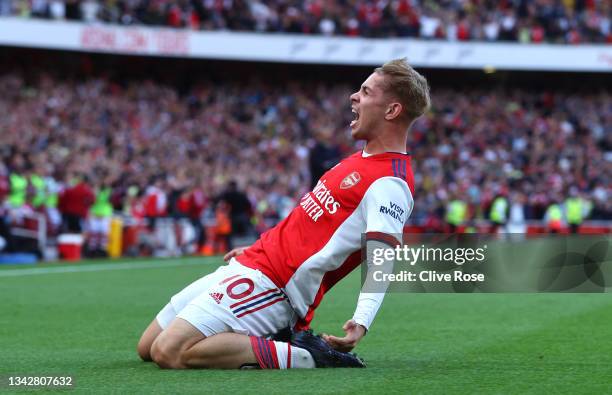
0, 72, 339, 254
409, 87, 610, 232
2, 0, 610, 44
0, 70, 610, 245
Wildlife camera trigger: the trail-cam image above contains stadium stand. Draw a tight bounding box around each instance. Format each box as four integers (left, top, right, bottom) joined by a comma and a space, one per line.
2, 0, 610, 43
0, 2, 609, 260
0, 53, 609, 257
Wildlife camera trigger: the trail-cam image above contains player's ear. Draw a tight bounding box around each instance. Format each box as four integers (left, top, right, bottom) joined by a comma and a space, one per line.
384, 102, 402, 121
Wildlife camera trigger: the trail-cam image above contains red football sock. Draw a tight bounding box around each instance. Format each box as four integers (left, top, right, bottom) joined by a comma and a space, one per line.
249, 336, 280, 369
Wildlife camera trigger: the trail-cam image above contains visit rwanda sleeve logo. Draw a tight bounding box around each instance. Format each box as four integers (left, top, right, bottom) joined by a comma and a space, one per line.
379, 201, 405, 223
340, 171, 361, 189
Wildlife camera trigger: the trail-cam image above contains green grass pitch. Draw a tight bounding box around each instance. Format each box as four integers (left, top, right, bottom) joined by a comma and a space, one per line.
1, 256, 611, 394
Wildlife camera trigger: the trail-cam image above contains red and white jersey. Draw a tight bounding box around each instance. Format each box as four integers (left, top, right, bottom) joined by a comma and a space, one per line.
237, 151, 415, 329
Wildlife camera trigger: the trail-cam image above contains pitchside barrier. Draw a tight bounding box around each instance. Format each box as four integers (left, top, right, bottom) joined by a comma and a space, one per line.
405, 220, 612, 235
1, 206, 610, 263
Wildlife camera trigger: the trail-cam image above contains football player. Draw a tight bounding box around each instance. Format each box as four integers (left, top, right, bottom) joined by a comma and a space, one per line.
137, 58, 430, 369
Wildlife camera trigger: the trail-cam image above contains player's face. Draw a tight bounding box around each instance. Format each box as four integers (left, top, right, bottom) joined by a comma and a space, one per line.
349, 72, 389, 140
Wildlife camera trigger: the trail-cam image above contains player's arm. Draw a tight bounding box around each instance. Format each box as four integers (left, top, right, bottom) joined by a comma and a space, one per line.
323, 237, 395, 351
323, 177, 413, 352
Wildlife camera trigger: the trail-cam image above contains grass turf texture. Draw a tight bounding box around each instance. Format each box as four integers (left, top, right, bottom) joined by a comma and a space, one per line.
1, 256, 611, 394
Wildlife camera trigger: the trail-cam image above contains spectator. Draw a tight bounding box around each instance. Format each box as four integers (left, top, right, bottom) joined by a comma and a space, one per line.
7, 0, 611, 44
217, 180, 253, 246
58, 174, 95, 233
309, 130, 341, 189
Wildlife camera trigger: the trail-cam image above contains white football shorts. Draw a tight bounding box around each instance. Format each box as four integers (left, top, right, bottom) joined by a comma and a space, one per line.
156, 258, 297, 337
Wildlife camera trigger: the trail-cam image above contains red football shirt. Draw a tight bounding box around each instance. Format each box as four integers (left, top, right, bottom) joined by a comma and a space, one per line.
237, 151, 415, 329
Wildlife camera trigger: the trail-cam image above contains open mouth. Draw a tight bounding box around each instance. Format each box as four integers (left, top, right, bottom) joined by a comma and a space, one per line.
350, 108, 360, 127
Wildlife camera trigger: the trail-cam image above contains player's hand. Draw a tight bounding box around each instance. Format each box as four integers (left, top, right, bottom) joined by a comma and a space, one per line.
223, 247, 249, 262
321, 319, 366, 352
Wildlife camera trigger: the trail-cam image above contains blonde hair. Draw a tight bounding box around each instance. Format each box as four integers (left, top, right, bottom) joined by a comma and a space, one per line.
375, 58, 431, 122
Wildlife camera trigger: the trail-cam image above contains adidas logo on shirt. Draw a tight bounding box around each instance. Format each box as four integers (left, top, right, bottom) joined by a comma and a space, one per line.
209, 292, 224, 304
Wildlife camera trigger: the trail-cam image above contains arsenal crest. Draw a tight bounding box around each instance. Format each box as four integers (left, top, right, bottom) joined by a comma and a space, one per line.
340, 171, 361, 189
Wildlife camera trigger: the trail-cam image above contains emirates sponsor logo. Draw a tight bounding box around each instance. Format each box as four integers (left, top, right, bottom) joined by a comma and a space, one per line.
340, 171, 361, 189
300, 179, 341, 222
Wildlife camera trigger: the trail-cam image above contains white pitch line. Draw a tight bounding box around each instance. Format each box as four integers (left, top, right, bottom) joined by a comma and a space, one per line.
0, 259, 213, 277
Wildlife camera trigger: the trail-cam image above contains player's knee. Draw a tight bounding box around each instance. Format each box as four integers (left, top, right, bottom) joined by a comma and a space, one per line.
137, 338, 152, 362
138, 320, 164, 362
150, 340, 184, 369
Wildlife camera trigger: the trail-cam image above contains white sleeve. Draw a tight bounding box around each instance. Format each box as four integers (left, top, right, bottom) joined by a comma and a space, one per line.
363, 177, 413, 240
352, 177, 413, 330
